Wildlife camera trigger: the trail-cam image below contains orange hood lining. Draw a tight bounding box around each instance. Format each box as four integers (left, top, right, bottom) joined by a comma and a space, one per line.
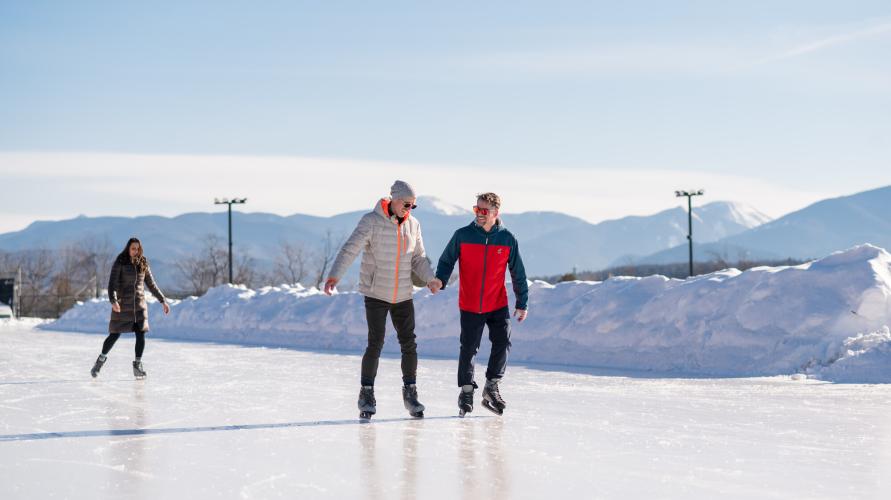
381, 198, 410, 223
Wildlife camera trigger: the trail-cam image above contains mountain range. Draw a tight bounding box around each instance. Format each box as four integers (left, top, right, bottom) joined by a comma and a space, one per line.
0, 196, 772, 286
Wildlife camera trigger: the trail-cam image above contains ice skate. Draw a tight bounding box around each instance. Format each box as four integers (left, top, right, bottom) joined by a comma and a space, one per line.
358, 385, 376, 420
482, 379, 506, 416
90, 354, 107, 378
402, 384, 425, 418
132, 360, 147, 379
458, 384, 474, 417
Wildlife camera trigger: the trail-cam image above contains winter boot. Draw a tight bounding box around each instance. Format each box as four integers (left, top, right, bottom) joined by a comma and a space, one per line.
132, 360, 147, 379
482, 379, 506, 416
90, 354, 107, 378
358, 386, 376, 420
402, 384, 425, 418
458, 384, 475, 417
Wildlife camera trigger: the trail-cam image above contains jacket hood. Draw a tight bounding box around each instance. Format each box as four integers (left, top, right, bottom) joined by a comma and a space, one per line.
374, 198, 412, 224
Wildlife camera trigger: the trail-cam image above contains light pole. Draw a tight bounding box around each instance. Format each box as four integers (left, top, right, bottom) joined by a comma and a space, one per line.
675, 189, 704, 278
214, 197, 247, 284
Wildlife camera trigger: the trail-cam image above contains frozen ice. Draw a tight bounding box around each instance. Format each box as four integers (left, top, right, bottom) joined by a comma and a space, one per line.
2, 323, 890, 499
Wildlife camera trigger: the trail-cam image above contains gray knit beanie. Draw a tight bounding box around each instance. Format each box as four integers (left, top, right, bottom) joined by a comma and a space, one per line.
390, 180, 417, 199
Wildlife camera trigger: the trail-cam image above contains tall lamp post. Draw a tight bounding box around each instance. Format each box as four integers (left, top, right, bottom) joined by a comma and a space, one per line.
214, 197, 247, 284
675, 189, 704, 278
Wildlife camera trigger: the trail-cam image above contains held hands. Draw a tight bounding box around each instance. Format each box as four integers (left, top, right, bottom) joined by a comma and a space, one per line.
427, 278, 443, 294
514, 308, 528, 322
324, 278, 339, 296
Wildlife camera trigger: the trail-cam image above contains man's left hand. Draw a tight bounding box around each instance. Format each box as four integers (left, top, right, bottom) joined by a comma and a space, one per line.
514, 308, 527, 322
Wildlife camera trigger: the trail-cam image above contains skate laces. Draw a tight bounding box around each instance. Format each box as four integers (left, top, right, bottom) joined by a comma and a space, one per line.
486, 381, 504, 405
459, 389, 473, 404
405, 385, 419, 402
361, 387, 376, 405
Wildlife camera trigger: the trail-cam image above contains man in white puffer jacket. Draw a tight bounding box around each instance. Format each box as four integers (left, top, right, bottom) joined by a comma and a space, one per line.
324, 180, 439, 419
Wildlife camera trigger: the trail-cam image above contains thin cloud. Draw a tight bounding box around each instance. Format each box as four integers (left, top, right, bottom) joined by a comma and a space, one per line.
462, 20, 891, 78
463, 44, 742, 77
757, 21, 891, 65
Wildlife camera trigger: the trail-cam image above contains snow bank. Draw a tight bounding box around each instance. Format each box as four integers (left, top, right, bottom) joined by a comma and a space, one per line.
46, 245, 891, 382
1, 317, 48, 329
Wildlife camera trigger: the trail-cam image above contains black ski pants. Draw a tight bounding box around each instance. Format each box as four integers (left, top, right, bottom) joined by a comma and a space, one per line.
361, 296, 417, 386
457, 306, 512, 387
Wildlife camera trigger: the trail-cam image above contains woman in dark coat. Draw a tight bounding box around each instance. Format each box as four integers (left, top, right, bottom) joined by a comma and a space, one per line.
90, 237, 169, 379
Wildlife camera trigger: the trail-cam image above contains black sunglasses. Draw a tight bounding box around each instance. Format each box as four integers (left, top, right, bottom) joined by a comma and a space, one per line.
402, 202, 417, 210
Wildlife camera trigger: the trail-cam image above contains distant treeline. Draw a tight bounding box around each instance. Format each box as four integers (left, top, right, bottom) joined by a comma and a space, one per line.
534, 257, 809, 283
2, 233, 810, 318
0, 232, 347, 318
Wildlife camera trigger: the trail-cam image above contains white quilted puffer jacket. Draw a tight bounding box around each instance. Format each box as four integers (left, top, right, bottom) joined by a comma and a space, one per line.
328, 199, 435, 303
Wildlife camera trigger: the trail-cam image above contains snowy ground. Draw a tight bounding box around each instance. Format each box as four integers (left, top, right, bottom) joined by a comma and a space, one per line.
2, 323, 890, 499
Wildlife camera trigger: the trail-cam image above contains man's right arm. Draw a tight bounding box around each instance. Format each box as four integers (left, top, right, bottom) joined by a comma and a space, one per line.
325, 216, 372, 294
434, 231, 461, 289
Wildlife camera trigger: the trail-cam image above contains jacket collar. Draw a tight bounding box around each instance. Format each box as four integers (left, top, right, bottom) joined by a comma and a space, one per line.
470, 218, 503, 235
375, 198, 410, 225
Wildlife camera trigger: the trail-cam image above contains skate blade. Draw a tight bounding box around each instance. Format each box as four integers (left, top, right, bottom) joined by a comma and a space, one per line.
359, 411, 374, 420
481, 400, 503, 416
410, 411, 424, 418
458, 408, 471, 418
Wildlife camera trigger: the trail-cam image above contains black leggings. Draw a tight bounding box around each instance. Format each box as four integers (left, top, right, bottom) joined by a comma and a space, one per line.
102, 330, 146, 358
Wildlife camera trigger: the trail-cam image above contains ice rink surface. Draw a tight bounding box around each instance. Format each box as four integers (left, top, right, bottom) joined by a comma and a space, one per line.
2, 323, 890, 499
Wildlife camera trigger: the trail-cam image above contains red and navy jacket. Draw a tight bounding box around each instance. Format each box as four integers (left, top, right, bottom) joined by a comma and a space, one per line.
435, 220, 528, 314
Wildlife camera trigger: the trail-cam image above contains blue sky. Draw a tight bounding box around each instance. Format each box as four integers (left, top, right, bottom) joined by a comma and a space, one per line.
1, 1, 889, 232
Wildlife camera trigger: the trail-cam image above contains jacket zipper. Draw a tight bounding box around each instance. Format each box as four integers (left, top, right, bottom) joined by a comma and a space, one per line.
393, 222, 402, 303
479, 236, 489, 313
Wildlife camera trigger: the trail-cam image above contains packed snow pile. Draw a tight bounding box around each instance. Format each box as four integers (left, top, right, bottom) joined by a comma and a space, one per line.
47, 244, 891, 382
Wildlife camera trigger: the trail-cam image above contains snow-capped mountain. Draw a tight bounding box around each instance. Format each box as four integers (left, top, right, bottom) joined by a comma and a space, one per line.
695, 201, 772, 238
633, 185, 891, 265
413, 196, 469, 216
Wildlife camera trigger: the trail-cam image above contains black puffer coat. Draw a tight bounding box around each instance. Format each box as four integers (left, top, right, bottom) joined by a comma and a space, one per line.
107, 255, 166, 334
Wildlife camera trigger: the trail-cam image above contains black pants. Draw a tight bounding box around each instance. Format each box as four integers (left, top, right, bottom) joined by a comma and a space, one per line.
102, 323, 146, 358
457, 306, 511, 387
361, 296, 417, 386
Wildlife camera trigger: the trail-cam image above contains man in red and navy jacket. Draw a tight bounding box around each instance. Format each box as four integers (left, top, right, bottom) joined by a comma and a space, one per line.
431, 192, 528, 416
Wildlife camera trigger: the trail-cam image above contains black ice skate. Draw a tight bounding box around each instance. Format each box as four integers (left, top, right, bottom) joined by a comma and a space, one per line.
458, 384, 475, 417
132, 360, 147, 379
482, 379, 506, 416
402, 384, 425, 418
90, 354, 107, 378
358, 386, 376, 420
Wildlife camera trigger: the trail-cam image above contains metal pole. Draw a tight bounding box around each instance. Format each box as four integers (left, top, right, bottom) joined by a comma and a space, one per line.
687, 195, 693, 278
228, 203, 233, 284
675, 189, 704, 279
215, 197, 246, 285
